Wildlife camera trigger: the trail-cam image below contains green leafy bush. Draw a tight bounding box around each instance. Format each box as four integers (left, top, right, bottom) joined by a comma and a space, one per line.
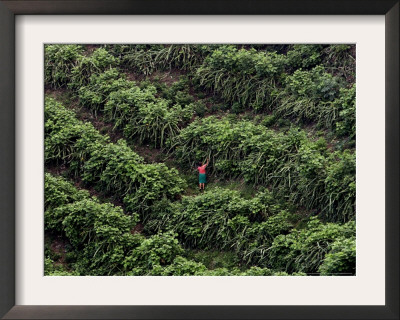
44, 257, 79, 276
323, 150, 356, 221
45, 173, 90, 211
318, 237, 356, 275
124, 231, 184, 275
238, 210, 294, 266
192, 100, 207, 117
333, 84, 356, 138
321, 44, 355, 82
268, 217, 355, 274
170, 116, 264, 174
94, 76, 194, 148
104, 85, 158, 127
78, 68, 134, 113
44, 98, 109, 169
194, 46, 286, 109
68, 48, 118, 90
156, 77, 195, 106
123, 101, 192, 148
285, 44, 323, 71
158, 256, 208, 276
44, 173, 144, 276
45, 44, 84, 88
62, 200, 141, 275
275, 65, 343, 125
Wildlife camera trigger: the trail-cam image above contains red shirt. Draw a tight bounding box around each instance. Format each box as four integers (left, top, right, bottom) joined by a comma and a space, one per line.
198, 165, 207, 174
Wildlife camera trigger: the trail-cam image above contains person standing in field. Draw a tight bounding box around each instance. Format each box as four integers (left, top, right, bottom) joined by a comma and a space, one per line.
197, 158, 209, 190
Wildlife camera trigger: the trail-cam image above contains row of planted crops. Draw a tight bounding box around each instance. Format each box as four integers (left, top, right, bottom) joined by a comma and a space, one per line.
44, 44, 356, 276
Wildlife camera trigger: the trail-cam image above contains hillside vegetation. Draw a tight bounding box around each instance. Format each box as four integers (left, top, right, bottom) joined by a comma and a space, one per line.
44, 44, 356, 276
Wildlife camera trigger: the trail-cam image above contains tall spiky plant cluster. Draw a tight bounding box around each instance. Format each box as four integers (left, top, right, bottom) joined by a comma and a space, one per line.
194, 45, 287, 110
118, 44, 213, 75
267, 217, 355, 274
275, 65, 356, 140
45, 44, 85, 88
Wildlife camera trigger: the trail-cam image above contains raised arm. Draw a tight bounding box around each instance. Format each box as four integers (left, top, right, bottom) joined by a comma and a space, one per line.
204, 158, 210, 167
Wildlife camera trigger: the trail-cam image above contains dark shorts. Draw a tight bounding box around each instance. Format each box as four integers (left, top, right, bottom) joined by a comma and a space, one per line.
199, 173, 206, 184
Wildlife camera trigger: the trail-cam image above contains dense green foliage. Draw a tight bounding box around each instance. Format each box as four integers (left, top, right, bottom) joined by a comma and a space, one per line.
45, 97, 186, 215
169, 116, 355, 222
195, 45, 287, 109
141, 186, 354, 273
45, 173, 350, 276
45, 172, 90, 211
268, 217, 355, 274
120, 44, 212, 74
45, 173, 137, 275
45, 173, 309, 276
318, 237, 356, 275
77, 68, 134, 114
45, 45, 85, 88
69, 48, 118, 90
145, 188, 295, 266
45, 43, 355, 138
67, 65, 194, 148
104, 82, 193, 148
44, 44, 356, 276
45, 173, 185, 275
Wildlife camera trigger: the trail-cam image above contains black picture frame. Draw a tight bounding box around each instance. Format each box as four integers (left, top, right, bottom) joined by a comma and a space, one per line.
0, 1, 398, 319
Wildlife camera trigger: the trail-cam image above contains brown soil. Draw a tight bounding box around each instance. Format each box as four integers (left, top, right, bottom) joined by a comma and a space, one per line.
125, 68, 184, 87
46, 234, 71, 270
45, 87, 69, 102
83, 44, 101, 56
45, 163, 68, 176
131, 223, 144, 234
131, 142, 164, 163
125, 71, 146, 82
150, 69, 184, 86
71, 175, 102, 199
90, 118, 123, 144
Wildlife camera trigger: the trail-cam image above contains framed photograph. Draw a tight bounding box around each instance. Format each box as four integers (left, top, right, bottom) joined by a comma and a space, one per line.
1, 1, 398, 319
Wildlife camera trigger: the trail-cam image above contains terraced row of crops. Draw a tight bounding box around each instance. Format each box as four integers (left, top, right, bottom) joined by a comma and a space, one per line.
44, 44, 356, 276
